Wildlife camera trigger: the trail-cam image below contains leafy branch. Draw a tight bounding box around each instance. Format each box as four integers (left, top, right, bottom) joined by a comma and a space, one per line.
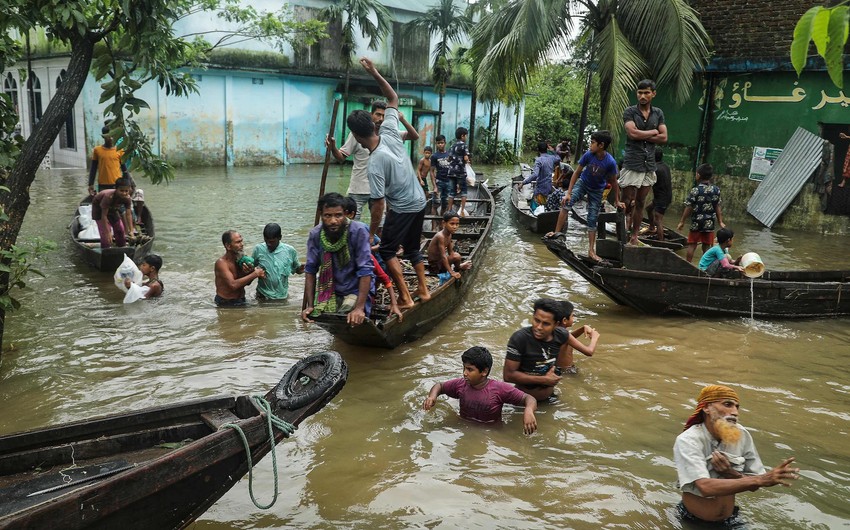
791, 3, 850, 88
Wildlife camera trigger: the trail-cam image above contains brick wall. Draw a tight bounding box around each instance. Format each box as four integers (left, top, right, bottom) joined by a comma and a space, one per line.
692, 0, 823, 60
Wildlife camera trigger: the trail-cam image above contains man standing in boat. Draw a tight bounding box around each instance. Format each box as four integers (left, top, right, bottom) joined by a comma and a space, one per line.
214, 230, 265, 307
301, 192, 375, 326
347, 57, 430, 310
621, 79, 667, 245
674, 384, 799, 527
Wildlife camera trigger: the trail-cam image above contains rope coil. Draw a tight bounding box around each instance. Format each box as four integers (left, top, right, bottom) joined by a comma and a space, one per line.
219, 396, 296, 510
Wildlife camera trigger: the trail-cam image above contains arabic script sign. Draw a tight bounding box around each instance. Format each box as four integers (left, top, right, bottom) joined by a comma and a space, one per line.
749, 147, 783, 181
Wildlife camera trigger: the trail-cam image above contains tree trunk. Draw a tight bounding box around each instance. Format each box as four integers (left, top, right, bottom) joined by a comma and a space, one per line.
575, 65, 593, 165
468, 83, 476, 153
437, 92, 443, 137
342, 61, 351, 138
0, 33, 96, 350
513, 104, 520, 156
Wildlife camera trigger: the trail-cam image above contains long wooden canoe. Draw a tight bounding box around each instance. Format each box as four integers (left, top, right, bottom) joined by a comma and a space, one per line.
312, 182, 495, 348
509, 176, 560, 234
70, 196, 155, 272
0, 352, 348, 529
543, 225, 850, 318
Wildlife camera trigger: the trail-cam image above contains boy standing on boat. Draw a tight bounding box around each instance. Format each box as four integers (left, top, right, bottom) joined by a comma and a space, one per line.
621, 79, 667, 245
430, 135, 452, 215
347, 57, 430, 309
519, 141, 560, 212
301, 193, 375, 325
91, 177, 135, 249
677, 163, 725, 263
424, 346, 538, 434
88, 125, 131, 195
544, 130, 623, 264
503, 298, 574, 402
446, 127, 471, 216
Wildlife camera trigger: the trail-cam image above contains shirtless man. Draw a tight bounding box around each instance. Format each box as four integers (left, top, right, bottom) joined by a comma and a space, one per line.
214, 230, 265, 307
674, 384, 799, 526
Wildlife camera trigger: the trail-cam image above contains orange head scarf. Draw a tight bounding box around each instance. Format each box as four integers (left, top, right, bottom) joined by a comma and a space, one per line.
683, 384, 740, 431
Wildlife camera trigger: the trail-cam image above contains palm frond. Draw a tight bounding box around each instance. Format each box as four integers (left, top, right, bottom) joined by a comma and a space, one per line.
470, 0, 573, 102
595, 18, 649, 137
618, 0, 711, 105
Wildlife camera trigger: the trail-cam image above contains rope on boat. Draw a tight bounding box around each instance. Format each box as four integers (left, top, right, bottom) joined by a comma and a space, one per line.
219, 396, 296, 510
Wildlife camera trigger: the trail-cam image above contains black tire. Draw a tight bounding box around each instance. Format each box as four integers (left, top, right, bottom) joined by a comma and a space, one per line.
275, 351, 347, 410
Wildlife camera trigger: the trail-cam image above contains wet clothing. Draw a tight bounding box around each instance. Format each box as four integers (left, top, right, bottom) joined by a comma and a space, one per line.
215, 294, 247, 307
676, 502, 747, 529
622, 104, 665, 172
440, 378, 529, 424
252, 242, 301, 300
685, 183, 722, 233
505, 326, 570, 375
368, 107, 426, 214
674, 422, 765, 498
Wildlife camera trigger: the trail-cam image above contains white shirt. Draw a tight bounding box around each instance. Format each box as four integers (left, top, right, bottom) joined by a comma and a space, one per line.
340, 132, 371, 195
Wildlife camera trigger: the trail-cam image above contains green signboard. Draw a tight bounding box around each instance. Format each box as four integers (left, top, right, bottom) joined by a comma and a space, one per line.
748, 147, 782, 181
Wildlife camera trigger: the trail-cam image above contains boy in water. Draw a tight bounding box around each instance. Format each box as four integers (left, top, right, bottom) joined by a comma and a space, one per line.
251, 222, 304, 301
698, 227, 743, 276
677, 164, 725, 263
426, 210, 472, 285
123, 254, 164, 298
555, 300, 600, 374
423, 346, 538, 434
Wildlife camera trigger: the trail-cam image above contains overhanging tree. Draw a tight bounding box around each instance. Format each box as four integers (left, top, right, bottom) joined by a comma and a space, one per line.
469, 0, 711, 140
791, 4, 850, 88
0, 0, 325, 350
408, 0, 472, 136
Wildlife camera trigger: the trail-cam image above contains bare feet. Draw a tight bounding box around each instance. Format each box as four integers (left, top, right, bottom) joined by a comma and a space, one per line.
415, 289, 432, 303
459, 260, 472, 271
397, 298, 416, 310
840, 179, 847, 188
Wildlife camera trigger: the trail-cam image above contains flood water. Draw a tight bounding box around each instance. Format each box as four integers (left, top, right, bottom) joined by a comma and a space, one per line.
2, 164, 849, 529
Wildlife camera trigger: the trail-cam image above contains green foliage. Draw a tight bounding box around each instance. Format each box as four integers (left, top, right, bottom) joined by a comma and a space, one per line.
474, 125, 518, 165
207, 48, 291, 70
408, 0, 472, 96
320, 0, 392, 66
0, 237, 56, 318
522, 63, 600, 152
791, 4, 850, 88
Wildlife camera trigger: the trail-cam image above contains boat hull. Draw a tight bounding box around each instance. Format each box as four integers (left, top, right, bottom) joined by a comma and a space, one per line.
70, 197, 155, 272
510, 177, 560, 234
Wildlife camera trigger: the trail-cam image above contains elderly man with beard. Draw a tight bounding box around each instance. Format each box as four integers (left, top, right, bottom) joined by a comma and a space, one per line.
214, 230, 265, 307
301, 192, 374, 326
674, 384, 800, 527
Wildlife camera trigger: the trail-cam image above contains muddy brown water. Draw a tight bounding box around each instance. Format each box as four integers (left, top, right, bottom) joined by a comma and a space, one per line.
2, 165, 848, 529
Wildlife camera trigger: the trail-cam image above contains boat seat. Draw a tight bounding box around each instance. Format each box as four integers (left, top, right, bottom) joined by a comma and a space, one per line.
200, 409, 242, 431
622, 245, 700, 276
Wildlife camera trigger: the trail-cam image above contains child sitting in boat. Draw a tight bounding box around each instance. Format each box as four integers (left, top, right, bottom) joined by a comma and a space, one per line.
92, 177, 135, 249
426, 210, 472, 285
423, 346, 537, 434
698, 228, 743, 276
555, 300, 600, 374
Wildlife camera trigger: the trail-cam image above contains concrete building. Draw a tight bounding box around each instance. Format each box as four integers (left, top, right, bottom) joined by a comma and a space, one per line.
4, 0, 524, 169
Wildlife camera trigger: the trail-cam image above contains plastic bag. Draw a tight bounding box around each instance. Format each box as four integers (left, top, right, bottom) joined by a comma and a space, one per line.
123, 283, 150, 303
533, 204, 546, 216
520, 185, 533, 201
78, 204, 93, 230
114, 255, 143, 293
465, 164, 476, 186
77, 221, 100, 241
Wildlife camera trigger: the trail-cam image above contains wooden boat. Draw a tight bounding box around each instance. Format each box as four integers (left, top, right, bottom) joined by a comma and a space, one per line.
543, 213, 850, 318
70, 196, 155, 271
487, 183, 508, 198
510, 176, 560, 234
312, 182, 495, 348
570, 199, 687, 250
0, 352, 348, 529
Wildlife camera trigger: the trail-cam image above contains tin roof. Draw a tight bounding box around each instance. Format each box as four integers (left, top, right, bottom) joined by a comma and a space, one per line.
747, 127, 825, 228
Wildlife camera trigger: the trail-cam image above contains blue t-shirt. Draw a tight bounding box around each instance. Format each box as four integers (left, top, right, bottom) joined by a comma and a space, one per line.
698, 244, 727, 271
578, 151, 618, 190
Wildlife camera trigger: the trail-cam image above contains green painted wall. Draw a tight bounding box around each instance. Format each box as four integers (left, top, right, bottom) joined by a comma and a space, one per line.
617, 70, 850, 233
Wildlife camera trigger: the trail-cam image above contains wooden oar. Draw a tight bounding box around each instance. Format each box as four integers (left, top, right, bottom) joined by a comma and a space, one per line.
315, 94, 343, 226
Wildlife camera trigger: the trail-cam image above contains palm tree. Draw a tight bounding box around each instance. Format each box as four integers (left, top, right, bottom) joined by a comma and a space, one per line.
408, 0, 472, 136
469, 0, 711, 139
320, 0, 393, 124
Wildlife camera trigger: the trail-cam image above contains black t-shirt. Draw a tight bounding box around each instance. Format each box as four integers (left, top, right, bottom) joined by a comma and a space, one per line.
430, 151, 451, 181
653, 162, 673, 206
505, 326, 569, 374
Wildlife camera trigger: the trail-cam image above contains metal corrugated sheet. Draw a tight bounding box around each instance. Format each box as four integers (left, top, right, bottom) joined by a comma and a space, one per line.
747, 127, 824, 228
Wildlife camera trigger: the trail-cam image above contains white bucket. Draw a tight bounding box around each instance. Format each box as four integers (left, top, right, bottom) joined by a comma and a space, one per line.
740, 252, 765, 278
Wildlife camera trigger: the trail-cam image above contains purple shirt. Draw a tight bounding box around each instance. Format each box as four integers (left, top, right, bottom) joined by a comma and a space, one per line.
441, 378, 529, 423
305, 220, 375, 300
